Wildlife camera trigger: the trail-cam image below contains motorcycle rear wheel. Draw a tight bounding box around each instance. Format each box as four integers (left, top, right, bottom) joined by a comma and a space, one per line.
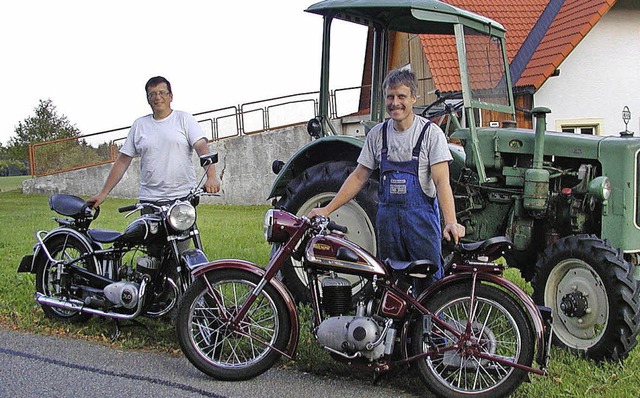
176, 269, 291, 381
411, 283, 535, 398
35, 234, 97, 322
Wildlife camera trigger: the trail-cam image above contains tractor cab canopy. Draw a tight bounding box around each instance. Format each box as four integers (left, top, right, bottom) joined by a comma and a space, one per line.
306, 0, 505, 35
307, 0, 515, 151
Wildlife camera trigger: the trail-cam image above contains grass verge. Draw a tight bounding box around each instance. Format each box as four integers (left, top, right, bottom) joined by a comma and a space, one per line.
1, 191, 639, 396
0, 175, 28, 192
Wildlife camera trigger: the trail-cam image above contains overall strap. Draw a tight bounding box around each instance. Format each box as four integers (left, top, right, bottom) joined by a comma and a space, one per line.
381, 120, 389, 155
412, 120, 432, 159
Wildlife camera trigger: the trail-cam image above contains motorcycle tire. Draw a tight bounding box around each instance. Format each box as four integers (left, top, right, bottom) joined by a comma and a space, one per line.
35, 234, 97, 323
411, 282, 535, 398
175, 269, 291, 381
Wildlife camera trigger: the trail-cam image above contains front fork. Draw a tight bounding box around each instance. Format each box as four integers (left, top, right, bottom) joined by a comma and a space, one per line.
191, 258, 301, 359
169, 226, 208, 291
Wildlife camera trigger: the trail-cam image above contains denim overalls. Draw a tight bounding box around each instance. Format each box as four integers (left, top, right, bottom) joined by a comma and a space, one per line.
376, 120, 443, 287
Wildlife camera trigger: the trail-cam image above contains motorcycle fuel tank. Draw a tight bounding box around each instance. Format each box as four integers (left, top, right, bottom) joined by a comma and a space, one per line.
121, 215, 162, 244
305, 234, 387, 276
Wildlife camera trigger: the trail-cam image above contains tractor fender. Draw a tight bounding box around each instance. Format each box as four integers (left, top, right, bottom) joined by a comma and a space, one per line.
191, 259, 300, 358
268, 135, 364, 199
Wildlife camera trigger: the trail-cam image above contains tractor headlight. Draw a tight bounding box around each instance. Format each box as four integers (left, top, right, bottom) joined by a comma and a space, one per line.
587, 176, 611, 201
168, 201, 196, 231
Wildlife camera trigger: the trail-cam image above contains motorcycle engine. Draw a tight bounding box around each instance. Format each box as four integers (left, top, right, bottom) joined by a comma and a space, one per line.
316, 316, 386, 360
104, 282, 140, 309
321, 276, 352, 316
136, 256, 160, 276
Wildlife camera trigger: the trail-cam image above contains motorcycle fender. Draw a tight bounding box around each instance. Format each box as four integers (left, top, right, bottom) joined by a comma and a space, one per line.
191, 260, 300, 358
417, 273, 551, 370
181, 249, 209, 272
25, 227, 99, 274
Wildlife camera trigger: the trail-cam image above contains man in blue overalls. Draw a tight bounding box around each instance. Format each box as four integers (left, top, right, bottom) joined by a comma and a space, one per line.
309, 68, 463, 290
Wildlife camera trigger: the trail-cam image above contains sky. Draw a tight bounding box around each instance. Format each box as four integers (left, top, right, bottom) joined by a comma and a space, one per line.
0, 0, 367, 146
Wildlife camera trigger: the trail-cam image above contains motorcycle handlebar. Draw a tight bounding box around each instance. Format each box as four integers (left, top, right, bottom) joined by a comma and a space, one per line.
118, 204, 139, 213
327, 220, 348, 234
117, 189, 217, 214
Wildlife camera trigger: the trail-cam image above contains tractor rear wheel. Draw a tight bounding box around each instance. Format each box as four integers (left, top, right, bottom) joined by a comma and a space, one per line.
532, 234, 640, 361
275, 160, 378, 304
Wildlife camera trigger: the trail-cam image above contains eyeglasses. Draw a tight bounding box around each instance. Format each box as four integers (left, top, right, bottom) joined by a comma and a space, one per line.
147, 90, 171, 99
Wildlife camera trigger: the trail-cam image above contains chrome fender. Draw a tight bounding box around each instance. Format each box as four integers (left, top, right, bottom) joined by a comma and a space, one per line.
28, 227, 100, 273
191, 260, 300, 359
417, 272, 551, 370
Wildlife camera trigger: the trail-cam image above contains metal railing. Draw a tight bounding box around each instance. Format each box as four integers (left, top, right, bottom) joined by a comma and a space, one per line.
28, 86, 365, 177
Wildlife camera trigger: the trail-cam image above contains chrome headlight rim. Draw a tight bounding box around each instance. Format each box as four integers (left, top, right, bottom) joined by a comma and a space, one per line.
168, 200, 196, 232
263, 209, 276, 242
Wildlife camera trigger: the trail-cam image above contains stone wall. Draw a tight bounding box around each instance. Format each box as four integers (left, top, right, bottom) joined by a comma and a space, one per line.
22, 124, 312, 206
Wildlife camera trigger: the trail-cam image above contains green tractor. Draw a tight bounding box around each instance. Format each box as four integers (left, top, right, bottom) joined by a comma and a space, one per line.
268, 0, 640, 362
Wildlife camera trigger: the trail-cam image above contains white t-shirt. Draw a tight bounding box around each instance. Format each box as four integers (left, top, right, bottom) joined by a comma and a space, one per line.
357, 117, 452, 198
120, 110, 206, 201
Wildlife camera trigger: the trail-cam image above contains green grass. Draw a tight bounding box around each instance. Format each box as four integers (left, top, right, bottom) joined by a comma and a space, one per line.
2, 191, 640, 396
0, 175, 29, 192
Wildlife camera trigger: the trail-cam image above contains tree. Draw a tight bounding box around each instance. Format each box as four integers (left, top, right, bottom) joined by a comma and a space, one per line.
7, 99, 81, 164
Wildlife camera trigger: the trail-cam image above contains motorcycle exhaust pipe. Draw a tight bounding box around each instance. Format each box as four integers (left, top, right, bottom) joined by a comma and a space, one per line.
35, 278, 149, 320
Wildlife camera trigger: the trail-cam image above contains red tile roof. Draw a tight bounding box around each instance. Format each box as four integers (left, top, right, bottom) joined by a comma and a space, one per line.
419, 0, 616, 91
517, 0, 616, 88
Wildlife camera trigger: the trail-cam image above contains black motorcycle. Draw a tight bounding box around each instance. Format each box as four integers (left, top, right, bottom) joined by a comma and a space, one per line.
18, 153, 218, 336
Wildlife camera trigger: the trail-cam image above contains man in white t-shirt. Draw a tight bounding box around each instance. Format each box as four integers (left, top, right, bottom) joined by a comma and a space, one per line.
89, 76, 220, 207
309, 68, 463, 289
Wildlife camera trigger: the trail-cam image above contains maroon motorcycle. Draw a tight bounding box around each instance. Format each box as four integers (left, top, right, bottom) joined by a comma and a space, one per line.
176, 209, 551, 398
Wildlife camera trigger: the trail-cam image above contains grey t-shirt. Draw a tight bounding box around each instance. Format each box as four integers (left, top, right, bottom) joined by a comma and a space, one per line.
120, 110, 206, 201
357, 117, 452, 198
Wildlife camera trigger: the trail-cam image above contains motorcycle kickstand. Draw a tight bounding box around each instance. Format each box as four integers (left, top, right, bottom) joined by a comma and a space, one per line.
109, 318, 150, 343
371, 362, 404, 386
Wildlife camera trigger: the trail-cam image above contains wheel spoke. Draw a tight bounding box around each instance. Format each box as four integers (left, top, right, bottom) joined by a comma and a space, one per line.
417, 285, 528, 395
186, 276, 281, 368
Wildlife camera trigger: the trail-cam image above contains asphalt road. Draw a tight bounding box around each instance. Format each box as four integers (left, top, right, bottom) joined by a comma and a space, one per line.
0, 328, 422, 398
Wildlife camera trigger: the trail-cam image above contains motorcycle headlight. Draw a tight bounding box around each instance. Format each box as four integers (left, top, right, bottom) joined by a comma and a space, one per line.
168, 201, 196, 232
263, 209, 299, 243
587, 176, 611, 201
264, 209, 276, 242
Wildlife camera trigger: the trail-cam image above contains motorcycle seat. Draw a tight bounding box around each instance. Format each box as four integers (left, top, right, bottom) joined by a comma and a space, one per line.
49, 194, 91, 217
457, 236, 512, 256
385, 258, 437, 279
88, 228, 123, 243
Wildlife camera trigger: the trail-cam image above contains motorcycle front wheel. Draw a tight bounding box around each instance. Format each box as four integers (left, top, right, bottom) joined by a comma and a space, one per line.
411, 283, 535, 398
176, 269, 291, 381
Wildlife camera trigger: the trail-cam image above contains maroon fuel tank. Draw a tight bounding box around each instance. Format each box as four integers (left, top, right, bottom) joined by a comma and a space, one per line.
304, 234, 388, 277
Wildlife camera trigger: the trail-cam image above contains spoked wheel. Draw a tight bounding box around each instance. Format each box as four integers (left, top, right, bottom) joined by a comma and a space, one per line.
411, 283, 534, 398
276, 160, 378, 303
35, 235, 97, 322
176, 269, 291, 381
